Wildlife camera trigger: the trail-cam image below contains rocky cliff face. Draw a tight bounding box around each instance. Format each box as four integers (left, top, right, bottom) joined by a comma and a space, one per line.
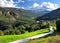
0, 10, 19, 18
0, 7, 36, 21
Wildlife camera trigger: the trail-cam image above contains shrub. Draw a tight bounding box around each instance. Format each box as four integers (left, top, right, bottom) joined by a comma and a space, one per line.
4, 29, 15, 35
0, 30, 4, 36
18, 25, 26, 34
56, 20, 60, 32
9, 30, 15, 35
4, 30, 9, 35
0, 21, 8, 30
15, 30, 21, 35
24, 24, 30, 30
21, 30, 25, 34
18, 25, 25, 30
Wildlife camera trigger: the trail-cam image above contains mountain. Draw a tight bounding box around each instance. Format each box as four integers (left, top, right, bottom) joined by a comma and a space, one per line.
36, 8, 60, 20
27, 9, 49, 17
0, 7, 37, 23
0, 7, 49, 23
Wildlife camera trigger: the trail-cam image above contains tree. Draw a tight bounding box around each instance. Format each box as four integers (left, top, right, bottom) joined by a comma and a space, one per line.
56, 20, 60, 32
15, 30, 21, 34
0, 21, 8, 30
28, 24, 36, 32
4, 29, 9, 35
18, 25, 26, 34
4, 28, 15, 35
24, 24, 30, 31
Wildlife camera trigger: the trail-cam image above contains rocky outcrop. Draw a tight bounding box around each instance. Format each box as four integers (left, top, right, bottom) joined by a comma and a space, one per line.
0, 11, 2, 14
9, 11, 19, 18
0, 10, 19, 18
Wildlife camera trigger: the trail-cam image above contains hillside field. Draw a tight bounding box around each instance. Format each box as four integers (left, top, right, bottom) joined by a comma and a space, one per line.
0, 28, 49, 43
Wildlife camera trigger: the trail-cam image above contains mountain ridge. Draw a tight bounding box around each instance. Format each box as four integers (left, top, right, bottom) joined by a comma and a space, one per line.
36, 8, 60, 20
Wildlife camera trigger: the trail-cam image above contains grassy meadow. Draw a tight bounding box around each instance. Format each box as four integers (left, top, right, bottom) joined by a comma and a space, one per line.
0, 28, 49, 43
25, 26, 60, 43
25, 32, 60, 43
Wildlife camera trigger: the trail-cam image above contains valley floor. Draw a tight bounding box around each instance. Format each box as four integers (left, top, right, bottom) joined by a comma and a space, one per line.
10, 26, 54, 43
25, 32, 60, 43
0, 28, 49, 43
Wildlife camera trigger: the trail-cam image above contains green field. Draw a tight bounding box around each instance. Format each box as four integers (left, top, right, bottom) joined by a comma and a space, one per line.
25, 26, 60, 43
0, 29, 49, 43
25, 32, 60, 43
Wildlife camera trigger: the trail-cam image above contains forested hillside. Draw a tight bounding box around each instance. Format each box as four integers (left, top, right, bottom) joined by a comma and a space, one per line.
36, 8, 60, 20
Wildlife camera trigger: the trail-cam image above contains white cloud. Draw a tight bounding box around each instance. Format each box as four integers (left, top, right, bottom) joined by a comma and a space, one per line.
16, 0, 25, 3
30, 2, 40, 9
0, 0, 24, 8
0, 0, 16, 7
40, 2, 59, 11
20, 7, 25, 9
31, 2, 59, 11
15, 7, 25, 9
33, 3, 39, 8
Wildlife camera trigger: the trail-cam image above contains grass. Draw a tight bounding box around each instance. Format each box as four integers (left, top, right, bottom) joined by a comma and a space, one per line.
25, 32, 60, 43
25, 26, 60, 43
0, 28, 49, 43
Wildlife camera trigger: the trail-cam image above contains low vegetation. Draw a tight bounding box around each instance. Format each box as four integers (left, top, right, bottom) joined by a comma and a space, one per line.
0, 29, 49, 43
25, 25, 60, 43
25, 32, 60, 43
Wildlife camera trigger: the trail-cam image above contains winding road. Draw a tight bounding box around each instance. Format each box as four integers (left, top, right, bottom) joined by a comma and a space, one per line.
9, 26, 54, 43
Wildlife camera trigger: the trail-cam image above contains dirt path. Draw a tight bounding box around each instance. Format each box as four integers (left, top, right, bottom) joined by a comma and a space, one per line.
9, 26, 54, 43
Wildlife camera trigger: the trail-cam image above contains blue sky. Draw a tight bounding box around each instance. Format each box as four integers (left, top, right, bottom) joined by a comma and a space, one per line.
0, 0, 60, 10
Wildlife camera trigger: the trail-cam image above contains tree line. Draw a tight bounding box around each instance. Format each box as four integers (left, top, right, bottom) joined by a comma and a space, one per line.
0, 20, 49, 36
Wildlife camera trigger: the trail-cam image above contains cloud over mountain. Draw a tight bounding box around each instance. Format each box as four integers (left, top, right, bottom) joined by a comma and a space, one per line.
0, 0, 59, 11
31, 2, 59, 11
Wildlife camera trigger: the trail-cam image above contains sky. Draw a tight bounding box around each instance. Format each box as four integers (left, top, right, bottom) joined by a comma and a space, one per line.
0, 0, 60, 11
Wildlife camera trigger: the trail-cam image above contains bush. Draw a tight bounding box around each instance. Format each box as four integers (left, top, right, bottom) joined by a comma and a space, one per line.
9, 30, 15, 35
18, 25, 26, 30
15, 30, 21, 35
4, 29, 15, 35
18, 25, 26, 34
24, 24, 30, 31
0, 21, 8, 30
0, 30, 4, 36
4, 30, 9, 35
21, 30, 25, 34
56, 20, 60, 32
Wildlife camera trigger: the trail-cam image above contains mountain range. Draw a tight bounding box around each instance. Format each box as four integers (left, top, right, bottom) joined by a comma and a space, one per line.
0, 7, 49, 22
36, 8, 60, 20
1, 7, 60, 22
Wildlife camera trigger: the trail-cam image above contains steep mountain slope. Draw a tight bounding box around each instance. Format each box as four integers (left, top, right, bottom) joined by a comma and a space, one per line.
0, 7, 36, 23
36, 8, 60, 20
2, 7, 35, 19
0, 7, 50, 22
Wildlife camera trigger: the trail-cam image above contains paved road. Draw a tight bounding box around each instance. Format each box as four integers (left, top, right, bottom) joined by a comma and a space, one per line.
9, 26, 54, 43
